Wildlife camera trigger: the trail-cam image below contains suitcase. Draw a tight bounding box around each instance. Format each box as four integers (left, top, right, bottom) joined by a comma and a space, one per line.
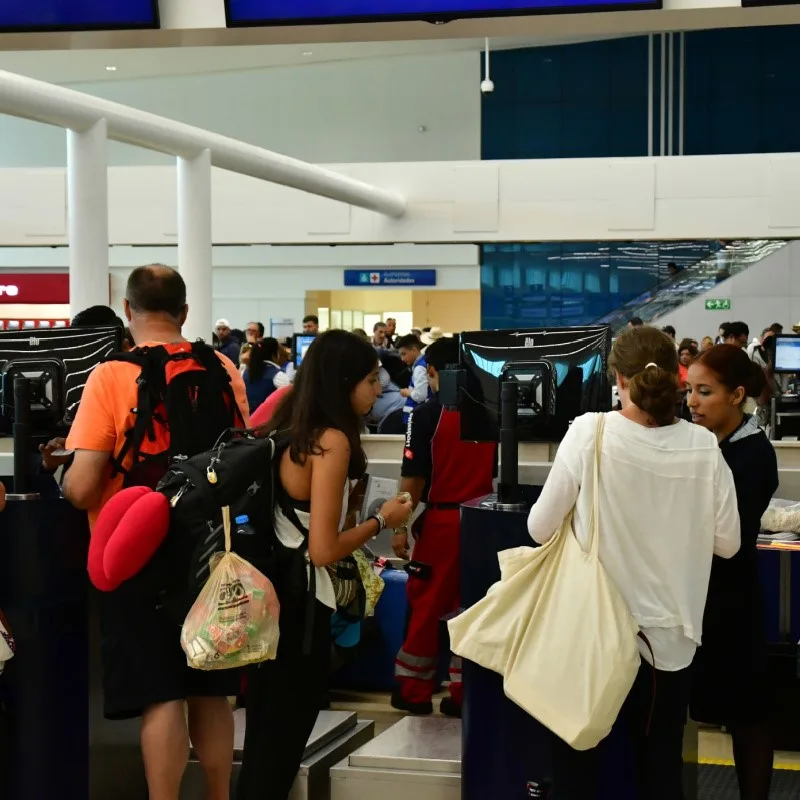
333, 567, 408, 691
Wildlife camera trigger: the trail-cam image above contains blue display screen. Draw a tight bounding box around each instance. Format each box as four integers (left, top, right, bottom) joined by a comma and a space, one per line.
0, 0, 159, 32
227, 0, 660, 25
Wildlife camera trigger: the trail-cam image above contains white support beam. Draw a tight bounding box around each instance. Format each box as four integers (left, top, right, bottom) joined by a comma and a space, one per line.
0, 70, 406, 218
67, 119, 109, 316
178, 150, 213, 344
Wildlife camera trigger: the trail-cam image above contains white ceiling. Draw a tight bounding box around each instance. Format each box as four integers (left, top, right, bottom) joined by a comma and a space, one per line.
0, 35, 608, 85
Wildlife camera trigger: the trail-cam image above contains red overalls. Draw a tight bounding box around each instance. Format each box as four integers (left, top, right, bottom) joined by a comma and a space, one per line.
395, 406, 496, 706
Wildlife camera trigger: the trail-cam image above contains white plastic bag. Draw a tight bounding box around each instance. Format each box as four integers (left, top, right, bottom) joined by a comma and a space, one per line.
761, 499, 800, 535
181, 507, 280, 671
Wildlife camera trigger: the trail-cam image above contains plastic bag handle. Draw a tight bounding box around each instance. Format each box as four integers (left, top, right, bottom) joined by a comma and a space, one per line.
222, 506, 231, 553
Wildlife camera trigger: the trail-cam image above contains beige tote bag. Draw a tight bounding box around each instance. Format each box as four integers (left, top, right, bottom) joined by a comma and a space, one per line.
502, 414, 641, 750
448, 539, 556, 676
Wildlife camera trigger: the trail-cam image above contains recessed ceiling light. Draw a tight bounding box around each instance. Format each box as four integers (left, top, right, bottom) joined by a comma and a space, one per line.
302, 51, 313, 56
105, 65, 117, 72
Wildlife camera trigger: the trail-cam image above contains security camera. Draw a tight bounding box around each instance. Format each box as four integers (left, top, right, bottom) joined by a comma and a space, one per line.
480, 78, 495, 94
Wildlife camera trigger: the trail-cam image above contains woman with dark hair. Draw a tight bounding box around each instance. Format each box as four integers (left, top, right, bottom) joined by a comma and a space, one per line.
528, 326, 740, 799
242, 337, 289, 414
687, 345, 779, 800
237, 330, 412, 800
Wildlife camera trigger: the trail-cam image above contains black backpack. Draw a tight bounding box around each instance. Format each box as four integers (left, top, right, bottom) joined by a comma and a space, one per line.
153, 430, 362, 655
149, 430, 286, 623
107, 342, 244, 490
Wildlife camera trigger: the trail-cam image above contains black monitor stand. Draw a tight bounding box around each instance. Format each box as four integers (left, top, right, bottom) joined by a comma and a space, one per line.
483, 380, 528, 511
12, 376, 32, 496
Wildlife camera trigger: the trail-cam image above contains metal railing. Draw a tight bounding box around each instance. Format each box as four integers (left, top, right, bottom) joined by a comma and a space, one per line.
0, 69, 407, 339
595, 239, 789, 333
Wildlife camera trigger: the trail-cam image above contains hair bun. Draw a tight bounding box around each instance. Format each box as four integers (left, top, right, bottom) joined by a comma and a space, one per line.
609, 326, 680, 427
628, 367, 679, 426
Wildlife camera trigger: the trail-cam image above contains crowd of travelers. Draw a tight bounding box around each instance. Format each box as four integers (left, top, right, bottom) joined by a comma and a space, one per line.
1, 263, 782, 800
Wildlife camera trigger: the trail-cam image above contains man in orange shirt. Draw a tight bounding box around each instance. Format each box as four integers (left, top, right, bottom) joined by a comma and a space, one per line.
64, 265, 249, 800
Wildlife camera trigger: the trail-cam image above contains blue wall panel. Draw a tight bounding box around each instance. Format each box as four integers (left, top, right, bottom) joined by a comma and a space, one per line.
481, 36, 650, 161
480, 25, 800, 330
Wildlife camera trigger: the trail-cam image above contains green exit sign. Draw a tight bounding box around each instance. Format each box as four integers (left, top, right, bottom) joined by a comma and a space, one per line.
705, 299, 731, 311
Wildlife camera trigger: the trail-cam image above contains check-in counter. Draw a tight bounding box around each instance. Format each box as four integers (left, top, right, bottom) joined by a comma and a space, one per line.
364, 435, 800, 501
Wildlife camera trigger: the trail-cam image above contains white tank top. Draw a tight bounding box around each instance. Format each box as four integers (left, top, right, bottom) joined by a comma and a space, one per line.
273, 482, 350, 611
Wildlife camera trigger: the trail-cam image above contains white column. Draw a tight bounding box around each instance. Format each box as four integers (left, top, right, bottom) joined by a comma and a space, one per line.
678, 32, 686, 156
177, 149, 212, 343
667, 32, 674, 156
67, 120, 109, 317
660, 33, 666, 157
647, 35, 654, 157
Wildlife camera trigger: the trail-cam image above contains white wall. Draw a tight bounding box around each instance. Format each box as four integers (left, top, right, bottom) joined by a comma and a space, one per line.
0, 52, 480, 168
656, 242, 800, 342
0, 243, 478, 332
2, 153, 800, 246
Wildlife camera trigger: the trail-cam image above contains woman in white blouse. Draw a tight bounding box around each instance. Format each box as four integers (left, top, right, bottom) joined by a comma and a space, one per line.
527, 325, 741, 800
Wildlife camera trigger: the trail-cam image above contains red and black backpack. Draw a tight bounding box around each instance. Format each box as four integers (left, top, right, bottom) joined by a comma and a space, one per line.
107, 341, 244, 490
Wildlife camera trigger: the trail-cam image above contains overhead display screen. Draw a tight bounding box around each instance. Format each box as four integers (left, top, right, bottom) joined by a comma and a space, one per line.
226, 0, 661, 26
0, 0, 159, 33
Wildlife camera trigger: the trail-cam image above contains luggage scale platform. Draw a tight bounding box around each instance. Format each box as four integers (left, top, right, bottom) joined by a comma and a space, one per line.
181, 709, 374, 800
330, 716, 462, 800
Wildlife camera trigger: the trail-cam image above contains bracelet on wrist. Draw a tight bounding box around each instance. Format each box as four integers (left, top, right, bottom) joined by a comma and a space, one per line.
367, 513, 386, 534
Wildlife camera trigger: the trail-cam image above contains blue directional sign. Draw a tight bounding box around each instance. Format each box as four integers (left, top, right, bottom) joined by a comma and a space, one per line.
344, 270, 437, 287
228, 0, 659, 25
0, 1, 158, 32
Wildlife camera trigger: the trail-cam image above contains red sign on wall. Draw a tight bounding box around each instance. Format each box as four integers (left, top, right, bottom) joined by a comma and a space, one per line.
0, 274, 70, 304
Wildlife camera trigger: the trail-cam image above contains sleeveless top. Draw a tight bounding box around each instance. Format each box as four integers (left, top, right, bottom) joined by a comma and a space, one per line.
273, 482, 350, 611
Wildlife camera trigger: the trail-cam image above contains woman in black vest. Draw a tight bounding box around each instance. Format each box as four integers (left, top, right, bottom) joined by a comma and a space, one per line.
687, 344, 779, 800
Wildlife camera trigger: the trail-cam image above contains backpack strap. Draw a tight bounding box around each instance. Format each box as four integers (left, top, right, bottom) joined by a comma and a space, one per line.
108, 346, 171, 478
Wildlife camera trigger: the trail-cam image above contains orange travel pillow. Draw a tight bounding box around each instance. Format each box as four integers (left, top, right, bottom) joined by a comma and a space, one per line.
88, 486, 171, 591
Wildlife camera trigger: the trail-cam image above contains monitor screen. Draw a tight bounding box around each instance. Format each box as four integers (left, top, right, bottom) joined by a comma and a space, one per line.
774, 336, 800, 374
227, 0, 660, 26
0, 0, 159, 33
459, 325, 612, 442
293, 334, 316, 367
0, 326, 122, 434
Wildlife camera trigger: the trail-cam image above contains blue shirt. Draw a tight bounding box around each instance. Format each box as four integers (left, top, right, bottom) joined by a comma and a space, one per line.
217, 338, 240, 367
366, 367, 405, 427
244, 364, 280, 414
403, 354, 433, 424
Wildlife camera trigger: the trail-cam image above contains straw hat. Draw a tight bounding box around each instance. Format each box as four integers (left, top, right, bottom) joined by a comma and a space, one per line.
420, 326, 444, 346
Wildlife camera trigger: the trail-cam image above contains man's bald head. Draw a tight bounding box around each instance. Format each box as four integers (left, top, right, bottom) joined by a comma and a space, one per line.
125, 264, 187, 322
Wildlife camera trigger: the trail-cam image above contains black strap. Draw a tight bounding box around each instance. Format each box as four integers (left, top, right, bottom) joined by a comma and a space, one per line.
274, 478, 319, 656
109, 346, 171, 477
637, 632, 657, 738
426, 502, 461, 511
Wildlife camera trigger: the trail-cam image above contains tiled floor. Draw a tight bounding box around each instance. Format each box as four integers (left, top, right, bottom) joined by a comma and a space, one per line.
332, 689, 800, 769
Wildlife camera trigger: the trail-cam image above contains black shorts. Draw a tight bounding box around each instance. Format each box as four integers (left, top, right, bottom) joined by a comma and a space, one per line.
99, 588, 240, 721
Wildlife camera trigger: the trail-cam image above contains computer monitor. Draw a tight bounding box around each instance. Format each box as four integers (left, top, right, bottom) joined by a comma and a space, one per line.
0, 325, 123, 435
456, 325, 612, 442
774, 335, 800, 374
292, 333, 316, 367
